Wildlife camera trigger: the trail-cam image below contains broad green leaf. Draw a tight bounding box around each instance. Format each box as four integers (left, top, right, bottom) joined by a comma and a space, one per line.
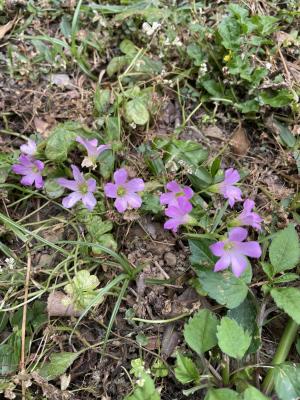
259, 90, 295, 108
174, 352, 200, 384
0, 330, 21, 376
189, 239, 217, 267
94, 87, 110, 115
125, 98, 149, 125
205, 388, 240, 400
274, 363, 300, 400
44, 179, 65, 199
120, 39, 137, 56
124, 372, 160, 400
217, 317, 251, 359
165, 140, 208, 167
199, 270, 248, 309
274, 120, 296, 148
201, 79, 226, 98
98, 149, 115, 179
184, 309, 218, 354
106, 55, 130, 77
269, 225, 300, 273
38, 352, 79, 381
271, 287, 300, 324
243, 386, 269, 400
45, 121, 85, 162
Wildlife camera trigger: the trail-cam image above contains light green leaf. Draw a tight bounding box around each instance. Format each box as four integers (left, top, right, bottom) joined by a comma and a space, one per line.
45, 121, 84, 162
184, 309, 218, 354
271, 287, 300, 324
274, 363, 300, 400
205, 388, 240, 400
274, 120, 296, 148
94, 87, 111, 115
259, 90, 295, 108
125, 98, 149, 125
243, 386, 270, 399
174, 352, 200, 384
65, 270, 100, 295
217, 317, 251, 359
38, 352, 79, 381
269, 225, 300, 274
199, 270, 248, 309
44, 179, 65, 199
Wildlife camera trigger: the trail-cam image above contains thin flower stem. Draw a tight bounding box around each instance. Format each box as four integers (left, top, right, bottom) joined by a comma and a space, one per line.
262, 318, 298, 395
131, 312, 191, 324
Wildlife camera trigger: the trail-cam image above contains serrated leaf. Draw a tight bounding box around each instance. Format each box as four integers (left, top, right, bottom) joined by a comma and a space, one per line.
274, 363, 300, 400
125, 98, 149, 125
199, 270, 248, 309
184, 309, 218, 354
65, 270, 99, 296
125, 372, 160, 400
174, 352, 200, 384
217, 317, 251, 359
271, 287, 300, 324
38, 352, 79, 381
204, 388, 240, 400
243, 386, 270, 399
269, 225, 300, 274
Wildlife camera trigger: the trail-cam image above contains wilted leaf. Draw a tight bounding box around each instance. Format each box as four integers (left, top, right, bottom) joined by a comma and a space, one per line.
0, 19, 15, 40
47, 291, 82, 317
230, 124, 250, 156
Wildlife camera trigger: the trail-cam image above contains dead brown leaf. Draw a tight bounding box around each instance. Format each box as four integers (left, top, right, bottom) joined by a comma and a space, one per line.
230, 123, 250, 156
47, 291, 82, 317
0, 19, 15, 40
34, 117, 50, 136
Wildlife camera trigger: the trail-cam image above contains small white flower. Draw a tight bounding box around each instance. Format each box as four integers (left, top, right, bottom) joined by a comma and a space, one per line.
142, 22, 161, 36
5, 257, 15, 270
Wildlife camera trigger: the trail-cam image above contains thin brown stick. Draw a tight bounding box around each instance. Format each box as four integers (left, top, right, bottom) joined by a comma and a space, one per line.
20, 246, 31, 400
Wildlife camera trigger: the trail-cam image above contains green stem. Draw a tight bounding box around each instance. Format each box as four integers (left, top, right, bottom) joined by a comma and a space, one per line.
221, 355, 230, 385
262, 318, 298, 395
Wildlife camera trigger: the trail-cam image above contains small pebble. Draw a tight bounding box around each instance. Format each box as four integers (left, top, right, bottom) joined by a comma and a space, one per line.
164, 252, 177, 267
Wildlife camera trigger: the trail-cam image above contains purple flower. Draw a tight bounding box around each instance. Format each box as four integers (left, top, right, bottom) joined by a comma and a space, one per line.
209, 227, 261, 277
57, 165, 97, 211
216, 168, 242, 208
164, 197, 193, 233
76, 136, 110, 168
20, 139, 37, 157
12, 154, 44, 189
104, 168, 144, 213
237, 199, 263, 231
160, 181, 193, 207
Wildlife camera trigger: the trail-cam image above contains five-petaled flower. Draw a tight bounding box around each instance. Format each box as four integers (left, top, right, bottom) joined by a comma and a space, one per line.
57, 165, 97, 211
76, 136, 110, 169
164, 197, 194, 233
20, 139, 37, 157
236, 199, 262, 231
209, 227, 261, 277
104, 168, 144, 213
213, 168, 242, 208
12, 154, 44, 189
160, 181, 193, 207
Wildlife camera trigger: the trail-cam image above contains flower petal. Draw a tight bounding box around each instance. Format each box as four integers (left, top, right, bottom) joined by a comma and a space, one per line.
164, 218, 179, 233
114, 197, 128, 213
104, 183, 118, 198
62, 192, 82, 208
231, 254, 248, 277
236, 241, 262, 258
71, 164, 84, 183
12, 164, 30, 175
57, 178, 78, 191
226, 186, 243, 207
243, 199, 255, 212
34, 160, 44, 171
177, 197, 192, 214
20, 139, 36, 156
210, 241, 225, 257
114, 168, 127, 185
214, 254, 231, 272
20, 174, 35, 186
125, 193, 142, 209
160, 192, 175, 205
224, 168, 240, 184
183, 186, 194, 199
82, 192, 97, 211
165, 205, 182, 218
86, 178, 96, 193
96, 144, 110, 155
34, 175, 44, 189
125, 178, 145, 193
166, 181, 181, 192
228, 227, 248, 242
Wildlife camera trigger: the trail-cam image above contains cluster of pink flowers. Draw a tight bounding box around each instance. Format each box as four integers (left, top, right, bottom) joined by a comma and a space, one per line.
159, 181, 194, 233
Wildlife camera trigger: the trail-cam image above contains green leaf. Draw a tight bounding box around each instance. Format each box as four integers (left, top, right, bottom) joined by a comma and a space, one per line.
38, 352, 79, 381
243, 386, 270, 400
45, 121, 84, 162
125, 98, 149, 125
184, 309, 218, 354
174, 352, 200, 384
165, 140, 208, 167
189, 239, 217, 267
98, 149, 115, 179
202, 79, 226, 97
44, 179, 65, 199
274, 363, 300, 400
269, 225, 300, 274
199, 270, 248, 309
151, 359, 168, 378
125, 373, 160, 400
217, 317, 251, 359
106, 55, 130, 77
205, 388, 240, 400
94, 87, 111, 115
259, 90, 295, 108
274, 120, 296, 148
120, 39, 137, 56
271, 288, 300, 324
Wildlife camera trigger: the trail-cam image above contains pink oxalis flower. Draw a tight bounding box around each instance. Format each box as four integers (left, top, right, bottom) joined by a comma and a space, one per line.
76, 136, 110, 169
20, 139, 37, 157
12, 154, 44, 189
104, 168, 144, 213
160, 181, 193, 207
236, 199, 262, 231
164, 197, 193, 233
214, 168, 242, 208
209, 227, 261, 277
57, 165, 97, 211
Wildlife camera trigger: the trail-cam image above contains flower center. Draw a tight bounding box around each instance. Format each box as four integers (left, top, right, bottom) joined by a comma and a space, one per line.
224, 241, 234, 251
117, 186, 127, 197
79, 183, 88, 194
31, 165, 39, 173
176, 191, 184, 197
